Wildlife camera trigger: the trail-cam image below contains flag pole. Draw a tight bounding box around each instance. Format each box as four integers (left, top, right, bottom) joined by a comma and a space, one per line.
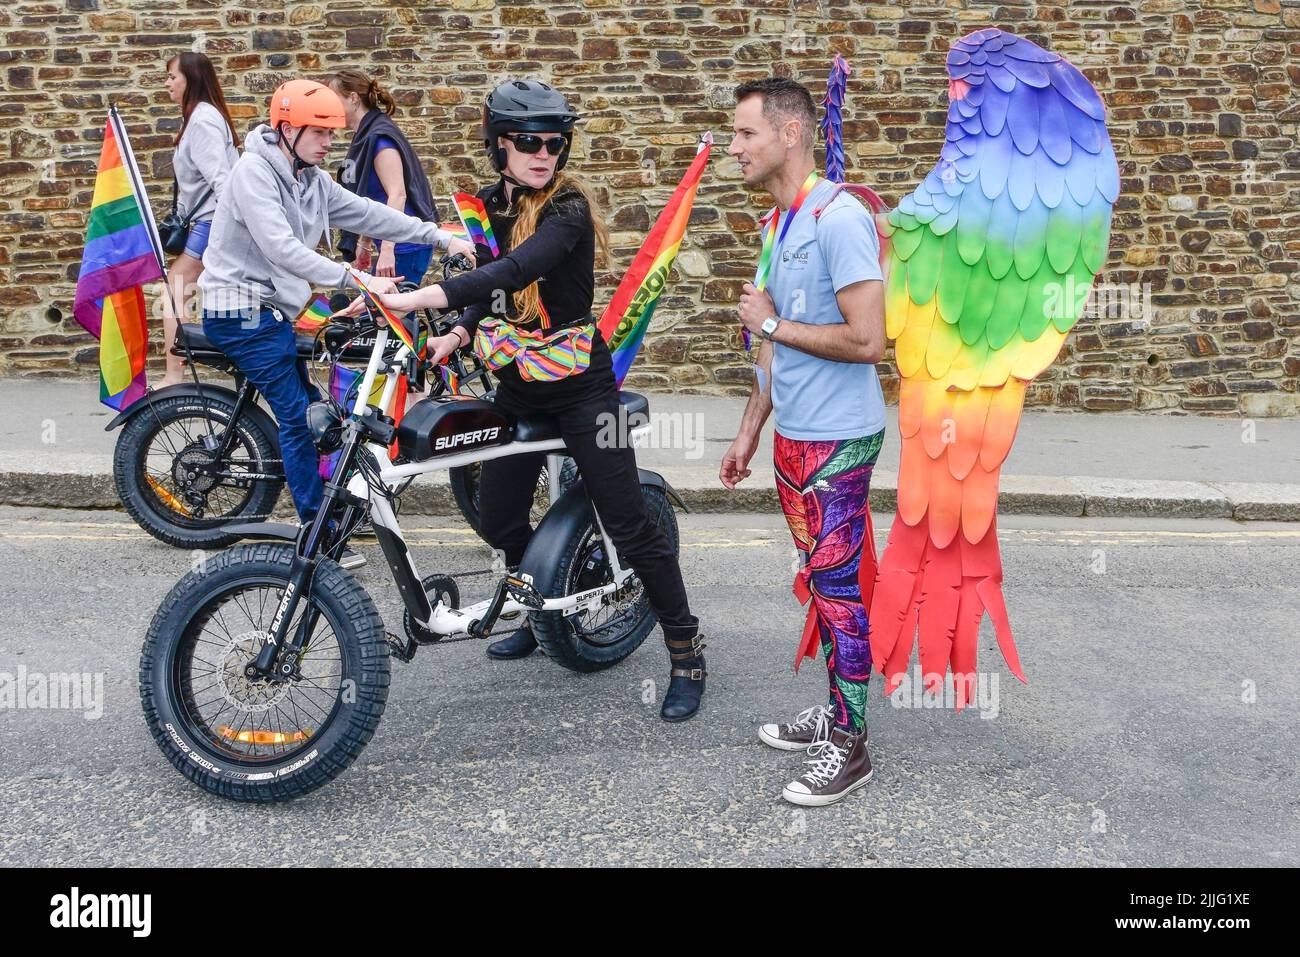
110, 104, 167, 279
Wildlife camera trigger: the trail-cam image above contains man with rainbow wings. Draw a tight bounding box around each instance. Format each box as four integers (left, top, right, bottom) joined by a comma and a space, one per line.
723, 29, 1117, 807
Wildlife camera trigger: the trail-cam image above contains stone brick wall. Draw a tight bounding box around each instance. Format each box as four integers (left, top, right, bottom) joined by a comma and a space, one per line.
2, 0, 1297, 414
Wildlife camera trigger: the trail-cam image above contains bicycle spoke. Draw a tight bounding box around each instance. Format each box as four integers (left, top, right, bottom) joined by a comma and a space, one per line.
176, 583, 343, 764
141, 414, 267, 523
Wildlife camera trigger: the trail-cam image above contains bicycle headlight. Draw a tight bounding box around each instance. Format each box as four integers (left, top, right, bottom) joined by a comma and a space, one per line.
306, 400, 345, 453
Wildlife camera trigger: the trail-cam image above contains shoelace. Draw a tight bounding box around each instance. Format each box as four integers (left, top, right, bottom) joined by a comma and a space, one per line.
785, 704, 832, 735
800, 720, 847, 787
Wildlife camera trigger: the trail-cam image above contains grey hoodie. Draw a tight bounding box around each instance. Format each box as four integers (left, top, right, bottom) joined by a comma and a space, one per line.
198, 124, 452, 318
173, 101, 239, 223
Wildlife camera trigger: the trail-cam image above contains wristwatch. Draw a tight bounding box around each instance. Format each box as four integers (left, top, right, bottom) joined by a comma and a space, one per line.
760, 316, 782, 341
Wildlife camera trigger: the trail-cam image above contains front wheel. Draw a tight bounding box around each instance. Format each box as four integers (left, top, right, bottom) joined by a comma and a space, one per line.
529, 484, 680, 673
139, 543, 390, 802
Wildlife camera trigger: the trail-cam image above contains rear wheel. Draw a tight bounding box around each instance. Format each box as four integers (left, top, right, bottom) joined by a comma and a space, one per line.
113, 393, 284, 549
529, 484, 679, 673
139, 543, 389, 802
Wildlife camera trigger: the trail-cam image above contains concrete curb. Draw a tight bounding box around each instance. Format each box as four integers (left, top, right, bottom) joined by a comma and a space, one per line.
3, 464, 1298, 522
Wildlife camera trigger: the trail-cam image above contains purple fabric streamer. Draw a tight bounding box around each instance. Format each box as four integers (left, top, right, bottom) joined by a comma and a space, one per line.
820, 54, 851, 184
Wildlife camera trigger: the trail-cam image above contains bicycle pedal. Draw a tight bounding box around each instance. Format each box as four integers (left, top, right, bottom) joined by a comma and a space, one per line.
504, 574, 544, 610
387, 632, 417, 663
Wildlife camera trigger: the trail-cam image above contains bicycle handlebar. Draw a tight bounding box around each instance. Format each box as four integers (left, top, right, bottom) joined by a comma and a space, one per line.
320, 248, 483, 403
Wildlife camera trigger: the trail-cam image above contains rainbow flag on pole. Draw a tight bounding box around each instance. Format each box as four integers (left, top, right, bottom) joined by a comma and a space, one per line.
319, 365, 407, 476
452, 192, 499, 257
349, 269, 426, 358
597, 132, 712, 386
74, 106, 165, 411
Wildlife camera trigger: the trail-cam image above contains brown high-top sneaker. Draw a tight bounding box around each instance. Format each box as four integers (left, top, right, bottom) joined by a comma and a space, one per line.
758, 705, 833, 751
781, 725, 872, 806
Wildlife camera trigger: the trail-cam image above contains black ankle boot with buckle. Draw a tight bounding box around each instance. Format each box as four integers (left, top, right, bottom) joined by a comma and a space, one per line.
660, 628, 706, 723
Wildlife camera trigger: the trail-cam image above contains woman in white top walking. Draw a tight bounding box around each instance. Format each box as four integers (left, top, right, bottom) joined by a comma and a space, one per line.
161, 52, 239, 385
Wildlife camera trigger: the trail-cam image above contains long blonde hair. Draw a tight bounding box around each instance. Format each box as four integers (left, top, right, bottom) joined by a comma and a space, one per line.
508, 172, 610, 327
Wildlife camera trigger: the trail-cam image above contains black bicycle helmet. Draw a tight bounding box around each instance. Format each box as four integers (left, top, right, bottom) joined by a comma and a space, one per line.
482, 79, 580, 175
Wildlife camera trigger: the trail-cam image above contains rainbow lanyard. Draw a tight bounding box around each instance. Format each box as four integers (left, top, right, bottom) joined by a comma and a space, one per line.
753, 171, 820, 292
745, 171, 819, 351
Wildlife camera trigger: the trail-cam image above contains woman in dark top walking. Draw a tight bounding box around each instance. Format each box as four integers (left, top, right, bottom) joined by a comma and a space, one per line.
354, 79, 707, 722
328, 70, 440, 287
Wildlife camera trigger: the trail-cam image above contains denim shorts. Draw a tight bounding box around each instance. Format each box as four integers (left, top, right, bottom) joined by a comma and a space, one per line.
392, 245, 434, 287
183, 218, 212, 259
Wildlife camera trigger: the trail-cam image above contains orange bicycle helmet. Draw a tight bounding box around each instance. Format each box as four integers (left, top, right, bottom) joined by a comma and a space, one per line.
268, 79, 347, 130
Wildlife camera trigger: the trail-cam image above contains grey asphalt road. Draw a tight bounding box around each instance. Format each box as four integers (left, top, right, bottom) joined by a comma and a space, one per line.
0, 506, 1296, 867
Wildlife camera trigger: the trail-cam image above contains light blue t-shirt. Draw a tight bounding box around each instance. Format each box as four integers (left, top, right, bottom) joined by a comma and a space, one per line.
764, 178, 886, 441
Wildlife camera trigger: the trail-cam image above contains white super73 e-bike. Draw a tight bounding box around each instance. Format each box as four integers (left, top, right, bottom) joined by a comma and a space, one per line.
139, 295, 680, 802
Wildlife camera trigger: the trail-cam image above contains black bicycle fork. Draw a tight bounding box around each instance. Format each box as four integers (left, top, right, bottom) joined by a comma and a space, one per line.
244, 425, 368, 682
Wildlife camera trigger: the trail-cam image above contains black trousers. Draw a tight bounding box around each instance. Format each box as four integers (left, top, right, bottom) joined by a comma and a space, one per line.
479, 371, 698, 635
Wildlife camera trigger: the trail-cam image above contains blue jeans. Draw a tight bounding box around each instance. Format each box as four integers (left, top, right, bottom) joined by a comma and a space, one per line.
202, 308, 323, 521
392, 245, 433, 287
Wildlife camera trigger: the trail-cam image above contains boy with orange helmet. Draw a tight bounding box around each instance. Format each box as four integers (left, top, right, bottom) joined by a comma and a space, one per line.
198, 79, 475, 528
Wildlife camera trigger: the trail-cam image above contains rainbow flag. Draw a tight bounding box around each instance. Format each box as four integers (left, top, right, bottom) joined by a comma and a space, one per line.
349, 269, 424, 358
452, 192, 499, 257
318, 365, 408, 476
74, 107, 165, 411
597, 132, 712, 386
294, 294, 332, 332
327, 364, 387, 415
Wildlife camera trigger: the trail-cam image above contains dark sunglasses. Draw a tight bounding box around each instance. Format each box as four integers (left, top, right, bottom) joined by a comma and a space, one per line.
504, 132, 570, 156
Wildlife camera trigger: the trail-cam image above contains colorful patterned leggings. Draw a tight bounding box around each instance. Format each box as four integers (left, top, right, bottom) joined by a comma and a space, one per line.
774, 430, 884, 734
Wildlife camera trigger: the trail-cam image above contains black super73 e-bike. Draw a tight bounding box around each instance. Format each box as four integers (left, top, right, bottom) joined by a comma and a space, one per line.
139, 294, 681, 802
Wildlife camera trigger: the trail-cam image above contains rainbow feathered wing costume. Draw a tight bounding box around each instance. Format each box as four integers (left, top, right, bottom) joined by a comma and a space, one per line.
861, 28, 1118, 705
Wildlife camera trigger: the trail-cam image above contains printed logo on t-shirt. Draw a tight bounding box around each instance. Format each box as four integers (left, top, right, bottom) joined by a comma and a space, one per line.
780, 248, 810, 267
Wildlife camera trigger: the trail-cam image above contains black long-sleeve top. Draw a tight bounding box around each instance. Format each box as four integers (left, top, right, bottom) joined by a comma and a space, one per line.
442, 177, 612, 401
444, 178, 596, 337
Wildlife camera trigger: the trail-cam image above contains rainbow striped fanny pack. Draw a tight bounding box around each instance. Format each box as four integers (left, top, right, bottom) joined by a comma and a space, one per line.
474, 318, 595, 383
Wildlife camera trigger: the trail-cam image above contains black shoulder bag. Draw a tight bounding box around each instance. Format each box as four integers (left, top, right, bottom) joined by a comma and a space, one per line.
160, 177, 215, 256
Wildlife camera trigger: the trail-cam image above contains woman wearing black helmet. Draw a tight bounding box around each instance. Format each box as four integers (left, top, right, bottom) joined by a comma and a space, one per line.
357, 79, 707, 722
